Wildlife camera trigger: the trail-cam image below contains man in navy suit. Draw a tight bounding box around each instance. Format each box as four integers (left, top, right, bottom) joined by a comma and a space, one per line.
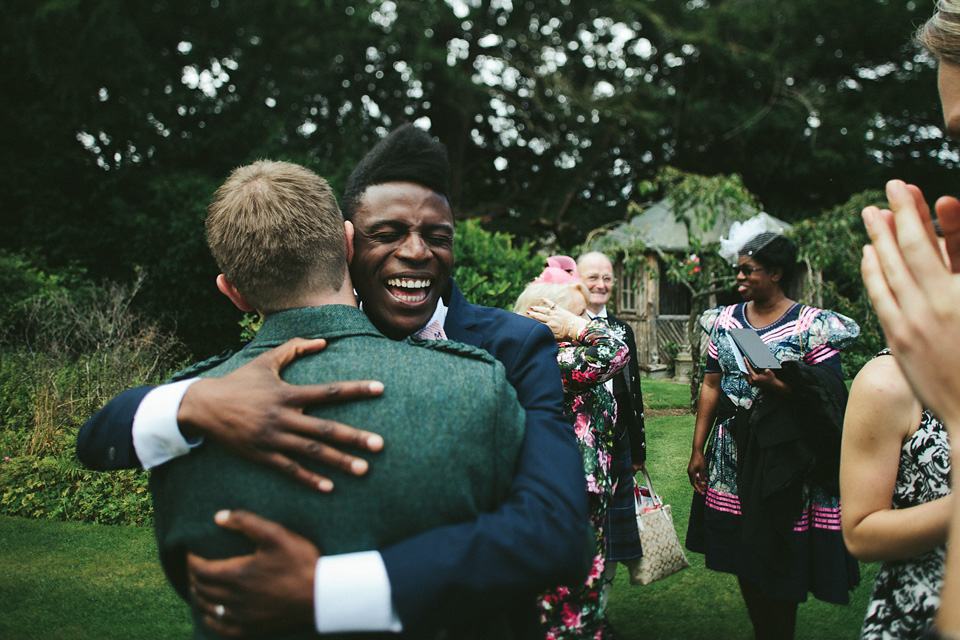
78, 124, 588, 636
577, 251, 646, 623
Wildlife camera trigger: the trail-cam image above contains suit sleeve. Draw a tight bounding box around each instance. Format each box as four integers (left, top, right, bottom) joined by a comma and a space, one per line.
380, 320, 590, 629
622, 321, 646, 464
76, 386, 152, 470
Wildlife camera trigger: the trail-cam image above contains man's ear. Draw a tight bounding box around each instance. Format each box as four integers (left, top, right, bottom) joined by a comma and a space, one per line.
216, 274, 255, 311
344, 220, 355, 264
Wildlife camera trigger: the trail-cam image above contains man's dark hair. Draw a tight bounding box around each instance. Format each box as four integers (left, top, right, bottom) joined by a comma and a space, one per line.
740, 232, 798, 284
341, 123, 451, 220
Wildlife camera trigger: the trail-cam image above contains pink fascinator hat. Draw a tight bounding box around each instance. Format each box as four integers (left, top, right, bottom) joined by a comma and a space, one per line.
534, 266, 582, 284
546, 255, 579, 278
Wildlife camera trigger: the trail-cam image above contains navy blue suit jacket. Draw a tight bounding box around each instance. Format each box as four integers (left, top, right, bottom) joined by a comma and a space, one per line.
383, 281, 589, 632
76, 279, 590, 633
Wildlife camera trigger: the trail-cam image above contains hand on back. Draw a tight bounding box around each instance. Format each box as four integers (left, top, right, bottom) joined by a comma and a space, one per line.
178, 337, 385, 491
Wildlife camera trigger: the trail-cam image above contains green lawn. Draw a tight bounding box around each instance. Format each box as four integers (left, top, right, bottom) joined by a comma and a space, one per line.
0, 515, 191, 639
0, 378, 876, 639
606, 379, 878, 640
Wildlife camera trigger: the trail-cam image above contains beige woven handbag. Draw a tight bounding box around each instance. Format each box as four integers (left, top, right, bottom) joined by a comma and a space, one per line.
627, 468, 690, 585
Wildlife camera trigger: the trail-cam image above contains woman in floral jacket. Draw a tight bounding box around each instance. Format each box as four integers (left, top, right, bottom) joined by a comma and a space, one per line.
515, 266, 630, 639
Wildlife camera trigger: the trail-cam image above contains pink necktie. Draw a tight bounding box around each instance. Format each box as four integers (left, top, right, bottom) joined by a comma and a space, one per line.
415, 319, 447, 340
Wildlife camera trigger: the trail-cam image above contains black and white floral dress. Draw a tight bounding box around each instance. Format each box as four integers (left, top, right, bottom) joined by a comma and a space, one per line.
861, 352, 952, 640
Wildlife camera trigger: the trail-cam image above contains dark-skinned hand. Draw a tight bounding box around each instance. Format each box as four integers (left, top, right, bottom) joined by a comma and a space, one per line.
189, 510, 318, 637
742, 359, 790, 396
177, 337, 385, 491
687, 450, 707, 492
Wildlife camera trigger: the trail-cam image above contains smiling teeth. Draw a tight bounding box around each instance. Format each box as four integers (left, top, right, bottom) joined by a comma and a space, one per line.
387, 278, 431, 289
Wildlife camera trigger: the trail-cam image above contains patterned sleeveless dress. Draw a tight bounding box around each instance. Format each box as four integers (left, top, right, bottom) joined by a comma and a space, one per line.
685, 302, 861, 603
861, 353, 952, 639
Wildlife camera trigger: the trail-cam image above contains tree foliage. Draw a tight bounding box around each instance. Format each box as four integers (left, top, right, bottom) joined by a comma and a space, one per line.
452, 218, 545, 310
790, 189, 887, 375
0, 252, 186, 524
0, 0, 947, 354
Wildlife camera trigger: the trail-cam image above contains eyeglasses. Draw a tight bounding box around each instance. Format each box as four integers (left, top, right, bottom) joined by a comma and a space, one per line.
732, 264, 765, 276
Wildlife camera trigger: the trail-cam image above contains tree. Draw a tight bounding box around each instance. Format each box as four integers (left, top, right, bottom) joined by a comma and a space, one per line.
789, 189, 886, 375
0, 0, 947, 355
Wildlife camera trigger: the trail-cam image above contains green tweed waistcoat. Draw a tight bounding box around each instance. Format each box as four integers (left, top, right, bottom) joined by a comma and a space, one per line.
150, 305, 525, 639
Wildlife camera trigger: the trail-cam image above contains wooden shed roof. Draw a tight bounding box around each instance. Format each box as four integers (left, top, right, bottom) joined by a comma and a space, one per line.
587, 198, 792, 255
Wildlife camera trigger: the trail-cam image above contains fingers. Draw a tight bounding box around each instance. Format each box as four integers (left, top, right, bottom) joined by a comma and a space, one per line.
188, 552, 249, 602
187, 511, 318, 635
272, 392, 386, 452
255, 338, 328, 373
935, 195, 960, 272
253, 433, 373, 491
904, 183, 932, 220
863, 202, 917, 314
282, 379, 385, 412
526, 307, 549, 324
688, 471, 706, 492
211, 509, 292, 548
203, 616, 243, 637
539, 296, 558, 309
188, 555, 247, 636
242, 450, 336, 492
861, 243, 902, 331
884, 180, 946, 292
278, 380, 385, 454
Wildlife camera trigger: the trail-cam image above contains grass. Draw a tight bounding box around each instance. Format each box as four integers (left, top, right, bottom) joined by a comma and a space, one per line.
604, 378, 879, 640
0, 378, 876, 639
0, 515, 191, 639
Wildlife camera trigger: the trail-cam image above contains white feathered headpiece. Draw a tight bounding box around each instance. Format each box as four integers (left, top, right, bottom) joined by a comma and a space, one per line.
718, 213, 788, 265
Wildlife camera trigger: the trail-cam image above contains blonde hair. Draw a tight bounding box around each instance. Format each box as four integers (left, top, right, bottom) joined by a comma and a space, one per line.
512, 281, 590, 315
917, 1, 960, 65
205, 160, 346, 315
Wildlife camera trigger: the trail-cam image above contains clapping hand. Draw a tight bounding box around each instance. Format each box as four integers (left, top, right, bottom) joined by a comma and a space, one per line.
861, 179, 960, 429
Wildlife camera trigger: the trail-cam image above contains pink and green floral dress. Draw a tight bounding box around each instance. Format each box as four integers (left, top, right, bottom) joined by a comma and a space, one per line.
537, 319, 629, 639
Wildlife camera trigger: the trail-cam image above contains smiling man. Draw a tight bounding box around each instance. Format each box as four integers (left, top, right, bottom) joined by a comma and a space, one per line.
339, 134, 456, 341
576, 251, 646, 622
78, 124, 589, 638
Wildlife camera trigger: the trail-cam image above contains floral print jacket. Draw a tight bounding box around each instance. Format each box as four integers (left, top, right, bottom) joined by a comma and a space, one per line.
556, 319, 629, 499
537, 319, 629, 639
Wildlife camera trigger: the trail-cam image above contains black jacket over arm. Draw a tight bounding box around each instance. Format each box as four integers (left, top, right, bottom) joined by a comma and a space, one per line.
734, 360, 848, 573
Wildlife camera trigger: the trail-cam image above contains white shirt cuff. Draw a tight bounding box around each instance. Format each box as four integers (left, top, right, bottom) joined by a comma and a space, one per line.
315, 551, 402, 633
132, 378, 202, 469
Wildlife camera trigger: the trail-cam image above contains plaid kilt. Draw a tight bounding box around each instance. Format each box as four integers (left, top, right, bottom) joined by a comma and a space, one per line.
604, 428, 643, 562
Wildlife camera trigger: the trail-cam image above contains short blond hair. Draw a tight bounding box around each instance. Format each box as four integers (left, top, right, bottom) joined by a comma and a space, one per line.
512, 281, 590, 315
917, 1, 960, 65
205, 161, 346, 314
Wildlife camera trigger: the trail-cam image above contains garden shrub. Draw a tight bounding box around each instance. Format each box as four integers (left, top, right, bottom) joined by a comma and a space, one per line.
790, 189, 885, 377
452, 218, 544, 310
0, 262, 187, 525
